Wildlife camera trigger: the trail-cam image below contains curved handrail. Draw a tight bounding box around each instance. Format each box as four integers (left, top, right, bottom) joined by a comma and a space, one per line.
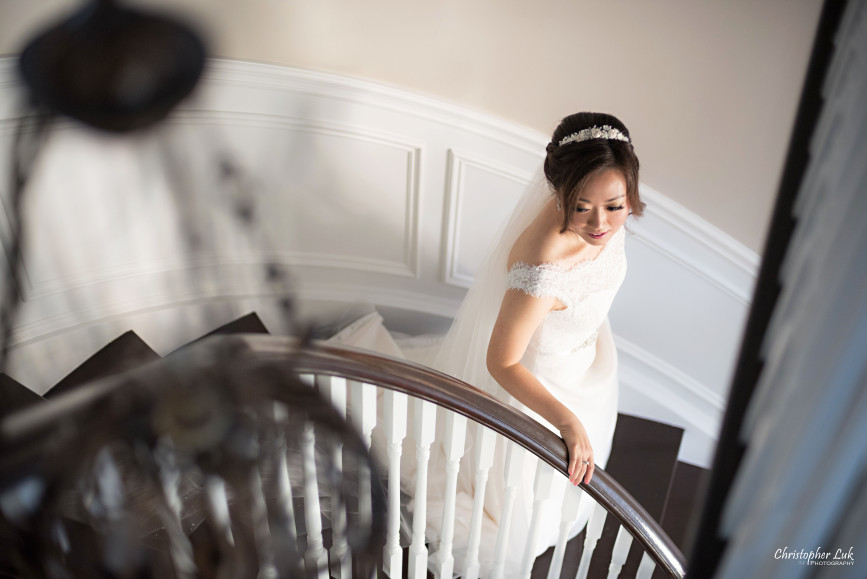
242, 334, 687, 578
0, 333, 686, 577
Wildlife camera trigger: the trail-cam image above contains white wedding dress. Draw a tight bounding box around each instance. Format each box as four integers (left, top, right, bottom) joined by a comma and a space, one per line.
420, 170, 628, 577
506, 225, 624, 449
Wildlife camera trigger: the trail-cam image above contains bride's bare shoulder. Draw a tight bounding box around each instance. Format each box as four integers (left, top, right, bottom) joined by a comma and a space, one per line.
507, 216, 566, 269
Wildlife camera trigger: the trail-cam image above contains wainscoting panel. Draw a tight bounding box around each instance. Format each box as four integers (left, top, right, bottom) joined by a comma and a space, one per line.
443, 149, 534, 287
0, 58, 759, 466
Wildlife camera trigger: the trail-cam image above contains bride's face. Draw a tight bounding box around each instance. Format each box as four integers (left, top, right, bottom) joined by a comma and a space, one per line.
567, 168, 630, 246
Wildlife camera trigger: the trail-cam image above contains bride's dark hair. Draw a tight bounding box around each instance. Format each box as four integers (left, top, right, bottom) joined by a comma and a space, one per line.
544, 112, 644, 233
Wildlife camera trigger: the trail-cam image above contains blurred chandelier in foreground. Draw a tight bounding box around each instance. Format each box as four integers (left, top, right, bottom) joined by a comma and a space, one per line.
19, 0, 205, 132
1, 2, 387, 577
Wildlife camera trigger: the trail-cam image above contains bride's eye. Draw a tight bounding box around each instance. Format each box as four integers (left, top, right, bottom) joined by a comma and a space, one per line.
574, 207, 589, 213
607, 205, 625, 212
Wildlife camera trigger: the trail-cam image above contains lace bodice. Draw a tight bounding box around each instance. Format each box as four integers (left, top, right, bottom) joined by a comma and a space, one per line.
506, 228, 627, 359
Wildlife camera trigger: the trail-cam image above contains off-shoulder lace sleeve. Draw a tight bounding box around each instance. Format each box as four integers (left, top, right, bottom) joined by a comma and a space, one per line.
506, 263, 570, 307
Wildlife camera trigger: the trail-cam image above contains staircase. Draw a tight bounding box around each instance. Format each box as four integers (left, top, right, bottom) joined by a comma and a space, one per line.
530, 416, 706, 578
0, 312, 703, 578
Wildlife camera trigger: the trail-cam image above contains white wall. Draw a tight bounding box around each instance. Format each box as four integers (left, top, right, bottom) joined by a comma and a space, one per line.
0, 58, 758, 467
0, 0, 823, 253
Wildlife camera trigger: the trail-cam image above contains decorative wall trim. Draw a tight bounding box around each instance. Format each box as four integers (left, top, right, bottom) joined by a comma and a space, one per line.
293, 282, 460, 319
442, 148, 534, 288
8, 283, 241, 348
617, 333, 725, 467
616, 334, 727, 412
636, 184, 759, 305
0, 132, 37, 300
0, 56, 760, 291
629, 233, 753, 306
642, 184, 760, 275
181, 110, 424, 280
0, 115, 80, 137
0, 56, 762, 466
9, 277, 462, 349
171, 111, 425, 281
0, 58, 20, 89
617, 362, 721, 467
16, 110, 423, 299
198, 58, 549, 156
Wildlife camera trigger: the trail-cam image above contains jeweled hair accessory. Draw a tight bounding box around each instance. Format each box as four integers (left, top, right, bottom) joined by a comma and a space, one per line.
558, 125, 630, 146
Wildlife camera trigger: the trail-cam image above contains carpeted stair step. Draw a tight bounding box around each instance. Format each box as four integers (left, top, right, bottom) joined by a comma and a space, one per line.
0, 373, 43, 418
656, 460, 709, 563
166, 312, 270, 357
532, 413, 685, 578
191, 311, 269, 338
41, 313, 270, 400
43, 330, 160, 399
596, 414, 684, 578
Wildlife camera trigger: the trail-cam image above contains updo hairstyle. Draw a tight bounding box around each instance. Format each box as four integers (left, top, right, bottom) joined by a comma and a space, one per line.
544, 112, 644, 233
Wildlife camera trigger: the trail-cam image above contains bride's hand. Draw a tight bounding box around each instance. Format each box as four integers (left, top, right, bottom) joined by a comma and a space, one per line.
558, 416, 594, 485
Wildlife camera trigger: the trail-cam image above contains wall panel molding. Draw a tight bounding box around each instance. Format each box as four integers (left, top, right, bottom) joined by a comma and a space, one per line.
616, 331, 726, 467
635, 184, 760, 305
189, 111, 425, 280
0, 56, 761, 465
198, 59, 549, 156
30, 111, 421, 295
442, 148, 534, 287
617, 334, 727, 412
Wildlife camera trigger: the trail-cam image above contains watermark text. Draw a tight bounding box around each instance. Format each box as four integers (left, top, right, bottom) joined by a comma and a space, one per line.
774, 546, 854, 566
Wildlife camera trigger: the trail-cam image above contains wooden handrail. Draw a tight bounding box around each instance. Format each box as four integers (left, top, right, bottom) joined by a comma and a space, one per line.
0, 333, 687, 577
242, 334, 687, 578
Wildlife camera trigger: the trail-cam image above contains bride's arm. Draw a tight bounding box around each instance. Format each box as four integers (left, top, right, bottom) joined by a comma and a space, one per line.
486, 289, 594, 485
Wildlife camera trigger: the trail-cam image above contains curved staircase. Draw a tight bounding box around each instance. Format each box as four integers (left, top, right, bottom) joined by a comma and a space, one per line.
0, 312, 704, 578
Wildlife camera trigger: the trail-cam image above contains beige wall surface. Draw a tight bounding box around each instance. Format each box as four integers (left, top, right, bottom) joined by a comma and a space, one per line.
0, 0, 823, 252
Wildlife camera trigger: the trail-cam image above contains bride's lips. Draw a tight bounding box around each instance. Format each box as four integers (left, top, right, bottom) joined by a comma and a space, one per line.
587, 231, 608, 240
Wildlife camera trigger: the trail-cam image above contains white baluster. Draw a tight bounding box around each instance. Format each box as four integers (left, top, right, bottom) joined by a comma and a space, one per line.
351, 383, 375, 579
574, 502, 607, 579
299, 373, 315, 387
432, 411, 468, 579
317, 376, 350, 578
520, 461, 557, 578
316, 375, 347, 418
205, 476, 235, 546
273, 403, 298, 549
275, 439, 298, 545
547, 483, 582, 579
249, 466, 277, 577
408, 399, 437, 579
349, 380, 377, 449
358, 460, 374, 575
383, 389, 408, 579
52, 520, 70, 554
300, 422, 328, 578
464, 425, 497, 579
606, 525, 634, 578
491, 442, 527, 579
153, 445, 195, 578
635, 551, 656, 579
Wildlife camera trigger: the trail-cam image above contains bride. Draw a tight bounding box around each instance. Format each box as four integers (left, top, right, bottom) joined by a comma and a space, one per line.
425, 111, 644, 576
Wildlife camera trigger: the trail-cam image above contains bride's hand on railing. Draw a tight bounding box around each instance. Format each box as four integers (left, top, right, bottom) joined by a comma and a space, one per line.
558, 414, 595, 485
